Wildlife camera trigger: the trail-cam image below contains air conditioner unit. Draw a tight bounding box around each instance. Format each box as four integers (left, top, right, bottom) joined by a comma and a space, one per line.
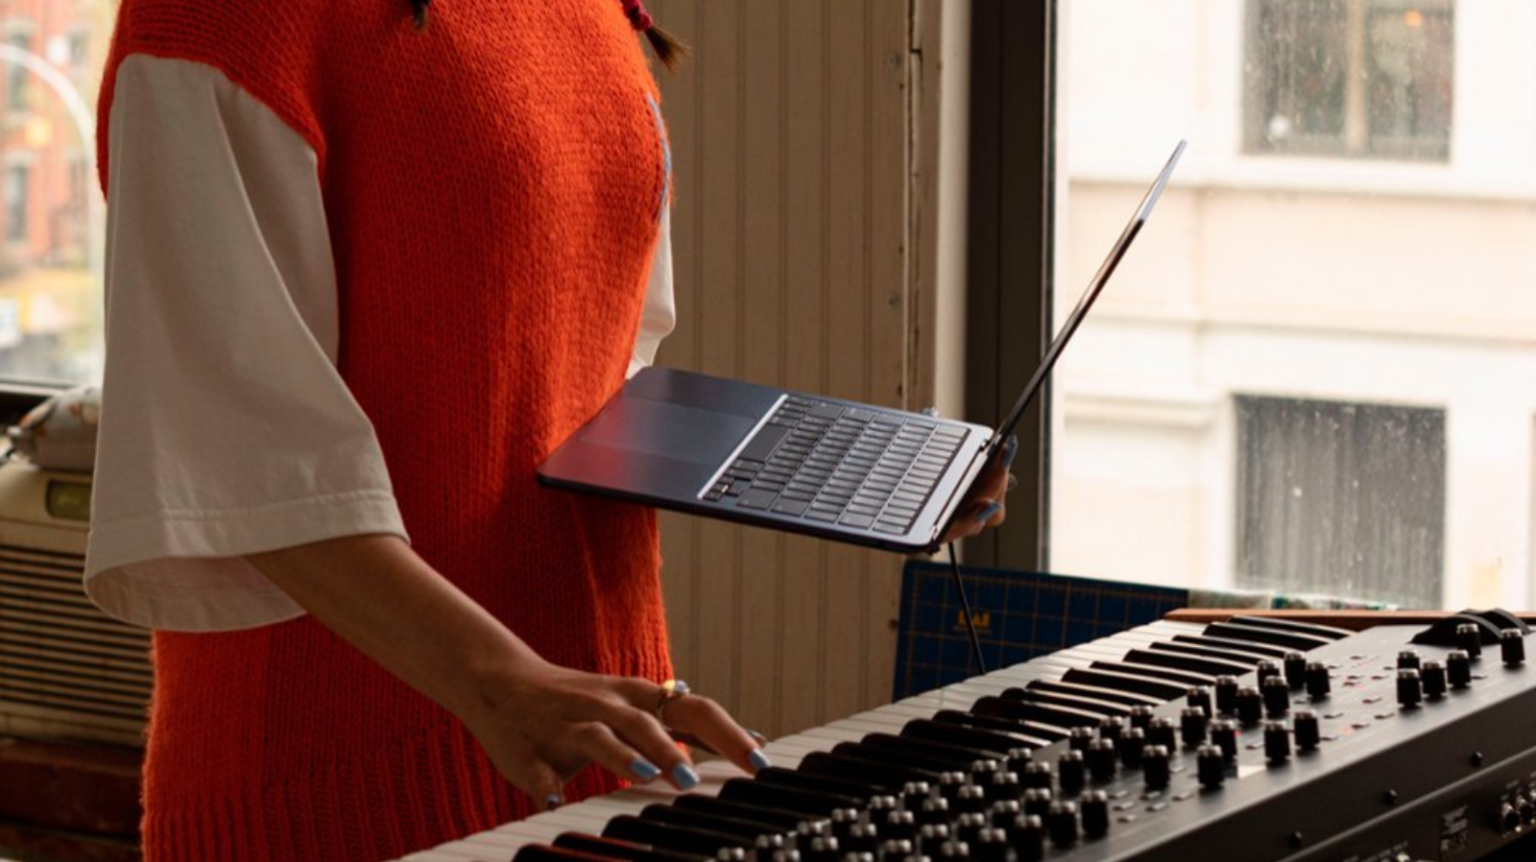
0, 460, 148, 747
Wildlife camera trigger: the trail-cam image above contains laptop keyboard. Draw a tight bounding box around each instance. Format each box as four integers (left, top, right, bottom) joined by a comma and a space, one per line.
701, 397, 969, 535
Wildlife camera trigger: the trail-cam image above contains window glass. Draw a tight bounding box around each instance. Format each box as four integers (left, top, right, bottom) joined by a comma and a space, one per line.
0, 1, 109, 384
1052, 0, 1536, 609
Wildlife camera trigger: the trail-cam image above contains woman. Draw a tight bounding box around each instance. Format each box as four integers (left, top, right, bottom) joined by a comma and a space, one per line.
84, 0, 1011, 859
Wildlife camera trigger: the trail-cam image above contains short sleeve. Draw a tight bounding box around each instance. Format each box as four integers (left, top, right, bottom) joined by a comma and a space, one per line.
84, 55, 409, 632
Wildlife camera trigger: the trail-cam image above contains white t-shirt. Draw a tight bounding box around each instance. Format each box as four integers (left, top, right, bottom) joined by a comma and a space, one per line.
83, 54, 676, 633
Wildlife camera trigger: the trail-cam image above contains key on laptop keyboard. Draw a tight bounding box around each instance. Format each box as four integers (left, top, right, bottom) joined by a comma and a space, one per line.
702, 398, 968, 534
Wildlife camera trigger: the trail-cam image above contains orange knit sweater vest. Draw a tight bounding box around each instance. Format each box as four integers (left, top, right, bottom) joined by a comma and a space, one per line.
98, 2, 673, 859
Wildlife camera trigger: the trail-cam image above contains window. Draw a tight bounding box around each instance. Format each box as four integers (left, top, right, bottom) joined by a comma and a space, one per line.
0, 2, 110, 383
1052, 0, 1536, 610
1245, 0, 1454, 160
1234, 397, 1445, 607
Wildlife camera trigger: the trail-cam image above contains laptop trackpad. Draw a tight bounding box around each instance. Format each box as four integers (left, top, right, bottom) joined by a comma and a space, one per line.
579, 396, 756, 466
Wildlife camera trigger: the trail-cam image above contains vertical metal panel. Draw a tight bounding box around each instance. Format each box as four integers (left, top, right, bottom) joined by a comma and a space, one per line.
646, 0, 913, 737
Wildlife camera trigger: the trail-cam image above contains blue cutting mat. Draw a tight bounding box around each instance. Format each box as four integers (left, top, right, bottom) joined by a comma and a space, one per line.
893, 561, 1189, 699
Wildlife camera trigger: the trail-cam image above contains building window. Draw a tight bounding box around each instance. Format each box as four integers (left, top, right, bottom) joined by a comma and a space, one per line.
6, 32, 29, 112
1234, 396, 1446, 607
1245, 0, 1454, 161
6, 164, 29, 243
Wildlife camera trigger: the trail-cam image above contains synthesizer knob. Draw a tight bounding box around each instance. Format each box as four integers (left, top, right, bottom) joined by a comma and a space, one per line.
1256, 660, 1282, 688
1456, 623, 1483, 660
986, 771, 1021, 804
1187, 686, 1213, 717
1007, 814, 1045, 862
988, 800, 1021, 830
1069, 727, 1096, 752
919, 797, 952, 826
1097, 717, 1126, 743
1180, 706, 1210, 748
1005, 748, 1033, 775
1284, 652, 1308, 689
955, 812, 987, 846
884, 810, 918, 843
879, 840, 914, 861
846, 823, 881, 854
869, 795, 900, 815
1079, 791, 1111, 839
1057, 750, 1087, 797
917, 824, 950, 853
1141, 745, 1172, 791
1421, 660, 1448, 699
1237, 687, 1264, 725
1502, 630, 1526, 667
970, 760, 1001, 782
940, 771, 971, 802
972, 828, 1011, 862
1022, 788, 1053, 819
956, 785, 989, 814
1046, 801, 1079, 849
1211, 720, 1239, 762
1293, 709, 1321, 752
1263, 676, 1291, 716
1215, 676, 1240, 714
1264, 721, 1291, 764
1129, 705, 1155, 730
1197, 745, 1226, 789
1448, 650, 1473, 689
804, 835, 841, 862
1087, 739, 1118, 783
1118, 727, 1147, 768
1397, 649, 1421, 671
1148, 716, 1178, 751
832, 808, 861, 842
1021, 762, 1054, 792
1396, 669, 1423, 709
1305, 662, 1332, 699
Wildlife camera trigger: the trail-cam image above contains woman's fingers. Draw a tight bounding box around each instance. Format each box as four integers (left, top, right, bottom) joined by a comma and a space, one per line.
659, 691, 769, 777
597, 695, 701, 790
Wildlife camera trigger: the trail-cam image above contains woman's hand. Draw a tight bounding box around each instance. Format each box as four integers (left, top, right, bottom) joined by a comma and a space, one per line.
938, 434, 1019, 544
461, 660, 764, 807
247, 534, 768, 811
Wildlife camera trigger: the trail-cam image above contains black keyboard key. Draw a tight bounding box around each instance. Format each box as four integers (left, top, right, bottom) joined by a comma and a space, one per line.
999, 687, 1132, 718
672, 796, 808, 832
639, 804, 783, 843
831, 741, 963, 776
809, 403, 845, 419
1170, 633, 1289, 659
772, 498, 811, 516
860, 731, 996, 768
604, 816, 744, 856
755, 765, 878, 801
517, 843, 643, 862
839, 513, 875, 529
1122, 648, 1252, 678
1061, 667, 1188, 700
930, 709, 1059, 746
719, 777, 861, 816
1203, 622, 1331, 652
901, 718, 1021, 756
552, 834, 707, 862
737, 489, 779, 510
970, 696, 1099, 729
1227, 615, 1353, 641
1025, 678, 1164, 707
798, 750, 938, 791
739, 425, 791, 462
1149, 640, 1264, 667
1087, 660, 1214, 687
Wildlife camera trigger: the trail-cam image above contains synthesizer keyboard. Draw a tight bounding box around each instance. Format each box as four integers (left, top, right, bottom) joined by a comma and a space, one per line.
401, 612, 1536, 862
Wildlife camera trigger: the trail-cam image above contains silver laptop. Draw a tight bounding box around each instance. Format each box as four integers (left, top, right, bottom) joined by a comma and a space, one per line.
538, 141, 1185, 554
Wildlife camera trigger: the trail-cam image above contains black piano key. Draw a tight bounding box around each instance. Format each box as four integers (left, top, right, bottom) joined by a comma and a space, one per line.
970, 695, 1103, 729
931, 709, 1061, 745
755, 766, 879, 802
518, 844, 635, 862
671, 796, 810, 832
1121, 648, 1253, 678
603, 816, 745, 857
1000, 686, 1132, 718
1148, 640, 1264, 666
1170, 633, 1289, 659
719, 777, 863, 817
901, 718, 1022, 756
552, 834, 708, 862
832, 741, 960, 777
805, 748, 943, 790
1024, 678, 1164, 707
1086, 660, 1215, 687
1203, 622, 1331, 652
1060, 667, 1188, 700
1226, 615, 1352, 640
859, 732, 997, 769
639, 803, 786, 843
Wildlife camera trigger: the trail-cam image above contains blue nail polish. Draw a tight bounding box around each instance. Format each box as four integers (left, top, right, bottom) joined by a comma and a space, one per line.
1003, 434, 1020, 468
544, 793, 563, 810
672, 762, 700, 791
630, 759, 661, 782
975, 501, 1001, 523
748, 729, 768, 744
749, 749, 773, 772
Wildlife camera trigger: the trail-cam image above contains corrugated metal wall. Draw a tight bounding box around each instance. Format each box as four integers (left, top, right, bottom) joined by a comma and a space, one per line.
643, 0, 916, 738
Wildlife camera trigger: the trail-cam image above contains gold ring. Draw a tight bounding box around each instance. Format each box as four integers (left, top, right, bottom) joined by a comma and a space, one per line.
655, 679, 691, 725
